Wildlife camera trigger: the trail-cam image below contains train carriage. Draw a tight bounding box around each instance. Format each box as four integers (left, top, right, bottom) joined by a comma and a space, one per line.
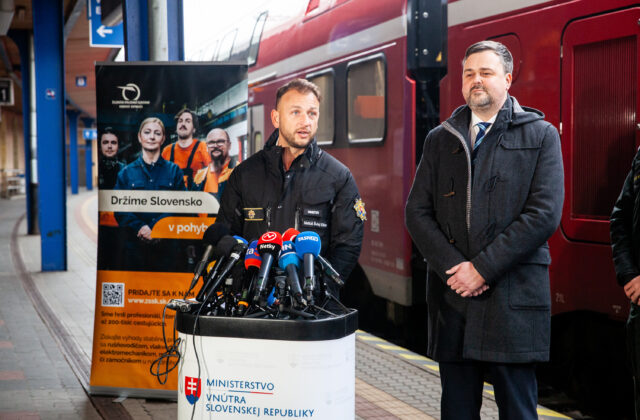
187, 0, 640, 415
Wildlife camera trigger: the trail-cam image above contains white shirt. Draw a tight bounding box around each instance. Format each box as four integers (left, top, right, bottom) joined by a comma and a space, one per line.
470, 112, 497, 149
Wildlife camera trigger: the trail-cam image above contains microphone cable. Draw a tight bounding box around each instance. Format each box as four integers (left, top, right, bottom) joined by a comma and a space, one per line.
149, 304, 181, 385
188, 294, 209, 420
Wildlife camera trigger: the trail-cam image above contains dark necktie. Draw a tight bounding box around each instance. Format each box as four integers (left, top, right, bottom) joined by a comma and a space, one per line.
472, 122, 491, 165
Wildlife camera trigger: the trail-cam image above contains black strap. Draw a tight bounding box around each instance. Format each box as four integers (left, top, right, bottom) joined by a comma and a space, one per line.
185, 140, 201, 172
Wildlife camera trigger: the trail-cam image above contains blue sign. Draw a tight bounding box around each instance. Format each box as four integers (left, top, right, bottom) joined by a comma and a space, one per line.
76, 76, 87, 87
83, 129, 97, 140
88, 0, 123, 48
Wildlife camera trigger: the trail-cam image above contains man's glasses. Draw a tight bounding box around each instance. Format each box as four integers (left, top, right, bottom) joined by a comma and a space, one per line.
207, 140, 228, 146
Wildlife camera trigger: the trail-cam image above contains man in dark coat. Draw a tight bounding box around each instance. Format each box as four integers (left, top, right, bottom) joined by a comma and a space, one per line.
405, 41, 564, 419
610, 149, 640, 419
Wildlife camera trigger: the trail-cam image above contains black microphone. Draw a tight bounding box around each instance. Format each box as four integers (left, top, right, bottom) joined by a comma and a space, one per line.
196, 235, 237, 302
253, 231, 283, 306
294, 231, 321, 302
202, 239, 249, 305
278, 241, 306, 308
317, 255, 345, 287
189, 224, 229, 291
237, 240, 261, 316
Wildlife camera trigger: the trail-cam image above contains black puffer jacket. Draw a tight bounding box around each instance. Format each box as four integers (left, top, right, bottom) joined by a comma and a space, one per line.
216, 130, 364, 282
611, 148, 640, 286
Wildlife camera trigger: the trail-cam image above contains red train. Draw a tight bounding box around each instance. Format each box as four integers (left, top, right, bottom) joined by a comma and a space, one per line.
189, 0, 640, 414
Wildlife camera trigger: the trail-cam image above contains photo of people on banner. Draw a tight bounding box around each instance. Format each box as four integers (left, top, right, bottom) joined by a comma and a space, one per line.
91, 63, 247, 396
96, 63, 247, 273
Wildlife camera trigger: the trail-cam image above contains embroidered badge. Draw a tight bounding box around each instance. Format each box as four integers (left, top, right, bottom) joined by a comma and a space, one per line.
353, 198, 367, 221
243, 208, 264, 221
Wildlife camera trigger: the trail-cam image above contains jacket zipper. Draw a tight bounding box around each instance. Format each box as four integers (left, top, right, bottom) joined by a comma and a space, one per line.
442, 121, 471, 233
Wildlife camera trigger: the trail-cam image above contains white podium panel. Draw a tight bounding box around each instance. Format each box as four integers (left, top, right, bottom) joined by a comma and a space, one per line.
175, 312, 357, 420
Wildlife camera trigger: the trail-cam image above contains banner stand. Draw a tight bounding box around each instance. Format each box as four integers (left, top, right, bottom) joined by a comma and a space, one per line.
176, 311, 358, 419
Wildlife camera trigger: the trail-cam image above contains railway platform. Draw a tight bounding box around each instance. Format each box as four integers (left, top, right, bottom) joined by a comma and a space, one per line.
0, 190, 570, 419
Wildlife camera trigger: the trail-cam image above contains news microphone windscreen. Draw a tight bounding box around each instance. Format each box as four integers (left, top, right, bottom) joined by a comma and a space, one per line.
202, 223, 229, 246
217, 235, 238, 256
278, 241, 300, 269
282, 228, 300, 242
245, 241, 262, 269
233, 235, 248, 245
258, 231, 283, 247
295, 231, 321, 256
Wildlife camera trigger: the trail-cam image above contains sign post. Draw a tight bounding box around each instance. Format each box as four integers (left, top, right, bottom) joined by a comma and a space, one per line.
88, 0, 124, 48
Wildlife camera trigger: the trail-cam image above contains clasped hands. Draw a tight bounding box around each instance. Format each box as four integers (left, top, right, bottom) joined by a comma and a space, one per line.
446, 261, 489, 297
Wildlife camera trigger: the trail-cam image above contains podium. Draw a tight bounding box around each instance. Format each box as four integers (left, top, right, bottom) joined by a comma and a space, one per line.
176, 310, 358, 419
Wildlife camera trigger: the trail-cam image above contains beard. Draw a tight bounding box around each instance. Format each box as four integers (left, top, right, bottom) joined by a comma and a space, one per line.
177, 126, 192, 140
212, 153, 227, 165
279, 129, 313, 150
466, 87, 494, 110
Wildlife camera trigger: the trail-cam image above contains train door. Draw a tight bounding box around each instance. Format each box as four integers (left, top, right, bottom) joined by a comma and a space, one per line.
560, 7, 640, 243
247, 104, 264, 157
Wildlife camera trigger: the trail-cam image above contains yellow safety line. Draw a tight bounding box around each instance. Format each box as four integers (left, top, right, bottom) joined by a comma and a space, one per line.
357, 329, 569, 419
377, 344, 405, 350
400, 353, 430, 361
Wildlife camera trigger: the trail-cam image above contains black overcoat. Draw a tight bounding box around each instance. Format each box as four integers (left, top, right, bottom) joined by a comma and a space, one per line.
405, 96, 564, 363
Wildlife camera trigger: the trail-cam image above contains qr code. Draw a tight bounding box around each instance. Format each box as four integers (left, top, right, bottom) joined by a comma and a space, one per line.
102, 282, 125, 307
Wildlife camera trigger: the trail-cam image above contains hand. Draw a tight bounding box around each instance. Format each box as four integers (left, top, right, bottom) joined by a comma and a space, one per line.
470, 284, 490, 297
446, 261, 486, 298
624, 276, 640, 304
137, 225, 152, 241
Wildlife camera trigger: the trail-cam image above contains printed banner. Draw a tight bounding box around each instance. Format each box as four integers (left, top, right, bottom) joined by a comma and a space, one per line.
91, 63, 248, 395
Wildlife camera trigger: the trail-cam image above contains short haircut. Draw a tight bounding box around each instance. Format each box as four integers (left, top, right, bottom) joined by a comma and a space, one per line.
275, 78, 321, 109
463, 40, 513, 75
100, 126, 117, 141
174, 108, 199, 132
138, 117, 165, 137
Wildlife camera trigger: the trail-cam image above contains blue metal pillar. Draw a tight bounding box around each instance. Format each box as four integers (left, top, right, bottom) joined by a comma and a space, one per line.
123, 0, 149, 61
81, 118, 95, 191
33, 0, 66, 271
166, 0, 184, 60
67, 110, 80, 194
8, 29, 37, 234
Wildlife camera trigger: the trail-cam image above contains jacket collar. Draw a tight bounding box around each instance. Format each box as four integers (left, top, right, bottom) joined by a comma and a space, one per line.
264, 129, 321, 171
445, 96, 544, 136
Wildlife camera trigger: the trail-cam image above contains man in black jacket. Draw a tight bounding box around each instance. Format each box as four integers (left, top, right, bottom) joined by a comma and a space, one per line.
610, 149, 640, 419
216, 78, 365, 294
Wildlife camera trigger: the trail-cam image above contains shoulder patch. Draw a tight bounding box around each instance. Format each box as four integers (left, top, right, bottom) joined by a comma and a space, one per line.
353, 198, 367, 221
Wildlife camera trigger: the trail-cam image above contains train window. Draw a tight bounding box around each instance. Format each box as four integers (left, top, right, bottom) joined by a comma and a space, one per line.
248, 12, 268, 66
307, 70, 335, 145
347, 54, 386, 143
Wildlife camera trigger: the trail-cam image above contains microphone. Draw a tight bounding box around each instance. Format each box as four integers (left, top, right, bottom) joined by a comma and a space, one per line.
295, 231, 321, 303
253, 231, 283, 306
278, 241, 306, 308
196, 235, 237, 302
237, 241, 261, 315
317, 255, 345, 287
189, 224, 229, 291
282, 228, 299, 242
204, 236, 249, 303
